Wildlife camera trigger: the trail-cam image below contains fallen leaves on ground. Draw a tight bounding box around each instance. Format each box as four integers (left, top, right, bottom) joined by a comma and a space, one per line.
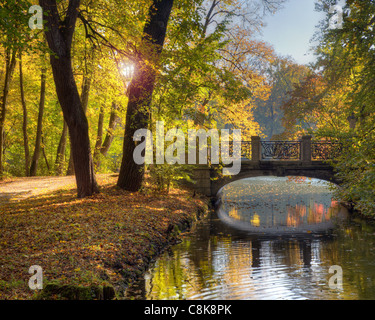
0, 174, 207, 299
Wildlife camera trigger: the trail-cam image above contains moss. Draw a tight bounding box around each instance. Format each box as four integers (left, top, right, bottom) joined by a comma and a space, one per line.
37, 282, 115, 300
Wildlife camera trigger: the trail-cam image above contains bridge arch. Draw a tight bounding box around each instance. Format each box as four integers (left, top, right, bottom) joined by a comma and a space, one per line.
212, 166, 339, 196
214, 172, 339, 197
190, 160, 340, 197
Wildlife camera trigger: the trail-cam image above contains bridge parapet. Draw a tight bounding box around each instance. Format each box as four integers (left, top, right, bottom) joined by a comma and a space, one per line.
249, 135, 341, 163
187, 136, 341, 197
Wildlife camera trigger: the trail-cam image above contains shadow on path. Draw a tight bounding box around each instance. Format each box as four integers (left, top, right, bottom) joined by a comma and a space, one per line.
0, 176, 77, 206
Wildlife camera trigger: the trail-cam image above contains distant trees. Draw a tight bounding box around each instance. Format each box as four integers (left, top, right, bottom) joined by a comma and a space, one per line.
0, 0, 31, 178
253, 57, 309, 139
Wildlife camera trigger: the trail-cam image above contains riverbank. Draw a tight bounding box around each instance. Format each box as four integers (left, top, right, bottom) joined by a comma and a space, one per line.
339, 199, 375, 223
0, 174, 208, 299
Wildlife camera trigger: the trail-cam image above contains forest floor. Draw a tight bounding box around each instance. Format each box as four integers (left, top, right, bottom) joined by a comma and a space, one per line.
0, 174, 208, 299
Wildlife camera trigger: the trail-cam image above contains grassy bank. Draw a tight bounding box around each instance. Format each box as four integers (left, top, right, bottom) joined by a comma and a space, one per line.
0, 174, 208, 299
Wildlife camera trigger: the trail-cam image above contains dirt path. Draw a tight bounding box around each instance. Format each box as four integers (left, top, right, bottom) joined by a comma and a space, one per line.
0, 176, 77, 205
0, 174, 120, 208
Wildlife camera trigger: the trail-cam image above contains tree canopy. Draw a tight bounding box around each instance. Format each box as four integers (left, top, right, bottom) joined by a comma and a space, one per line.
0, 0, 291, 196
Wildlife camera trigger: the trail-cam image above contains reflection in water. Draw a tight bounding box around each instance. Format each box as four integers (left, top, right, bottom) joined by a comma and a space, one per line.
218, 177, 347, 234
125, 177, 375, 300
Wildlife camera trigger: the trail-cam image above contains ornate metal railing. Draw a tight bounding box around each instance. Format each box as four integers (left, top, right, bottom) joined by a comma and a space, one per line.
311, 142, 342, 160
207, 138, 341, 162
261, 141, 301, 160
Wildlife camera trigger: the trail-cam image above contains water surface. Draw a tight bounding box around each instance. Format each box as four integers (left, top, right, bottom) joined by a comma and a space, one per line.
126, 177, 375, 300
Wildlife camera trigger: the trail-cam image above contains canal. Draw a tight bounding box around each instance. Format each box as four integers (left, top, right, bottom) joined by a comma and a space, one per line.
125, 176, 375, 300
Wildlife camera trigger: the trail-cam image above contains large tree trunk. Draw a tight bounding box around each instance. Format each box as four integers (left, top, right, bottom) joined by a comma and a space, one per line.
19, 52, 30, 177
40, 0, 98, 198
66, 73, 91, 175
117, 0, 174, 191
0, 49, 17, 178
30, 68, 46, 176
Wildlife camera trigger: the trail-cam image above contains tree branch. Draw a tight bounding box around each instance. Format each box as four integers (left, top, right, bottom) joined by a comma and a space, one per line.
39, 0, 81, 57
77, 11, 133, 59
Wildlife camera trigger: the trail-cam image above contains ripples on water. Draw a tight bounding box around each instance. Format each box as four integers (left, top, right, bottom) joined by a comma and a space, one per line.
125, 176, 375, 300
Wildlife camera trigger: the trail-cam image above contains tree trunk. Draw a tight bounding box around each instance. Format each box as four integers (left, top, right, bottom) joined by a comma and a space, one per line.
66, 144, 75, 175
30, 68, 46, 176
66, 57, 92, 176
94, 102, 120, 170
93, 106, 105, 169
19, 52, 30, 177
117, 0, 174, 191
55, 121, 68, 175
40, 0, 98, 197
0, 49, 17, 178
81, 74, 91, 113
42, 136, 50, 172
101, 102, 120, 156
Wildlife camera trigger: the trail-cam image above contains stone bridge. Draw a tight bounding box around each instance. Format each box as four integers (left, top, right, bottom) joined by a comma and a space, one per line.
187, 136, 342, 196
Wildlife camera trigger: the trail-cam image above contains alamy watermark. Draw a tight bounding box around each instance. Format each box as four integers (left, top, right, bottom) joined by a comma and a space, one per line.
26, 264, 344, 292
28, 265, 43, 290
328, 0, 350, 30
328, 265, 343, 290
28, 5, 43, 30
133, 121, 242, 176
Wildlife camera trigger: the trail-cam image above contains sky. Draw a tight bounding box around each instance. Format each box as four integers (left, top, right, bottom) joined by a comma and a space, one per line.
258, 0, 326, 65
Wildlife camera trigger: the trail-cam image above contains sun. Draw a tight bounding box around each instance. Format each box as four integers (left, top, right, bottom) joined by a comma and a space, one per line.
120, 62, 135, 80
